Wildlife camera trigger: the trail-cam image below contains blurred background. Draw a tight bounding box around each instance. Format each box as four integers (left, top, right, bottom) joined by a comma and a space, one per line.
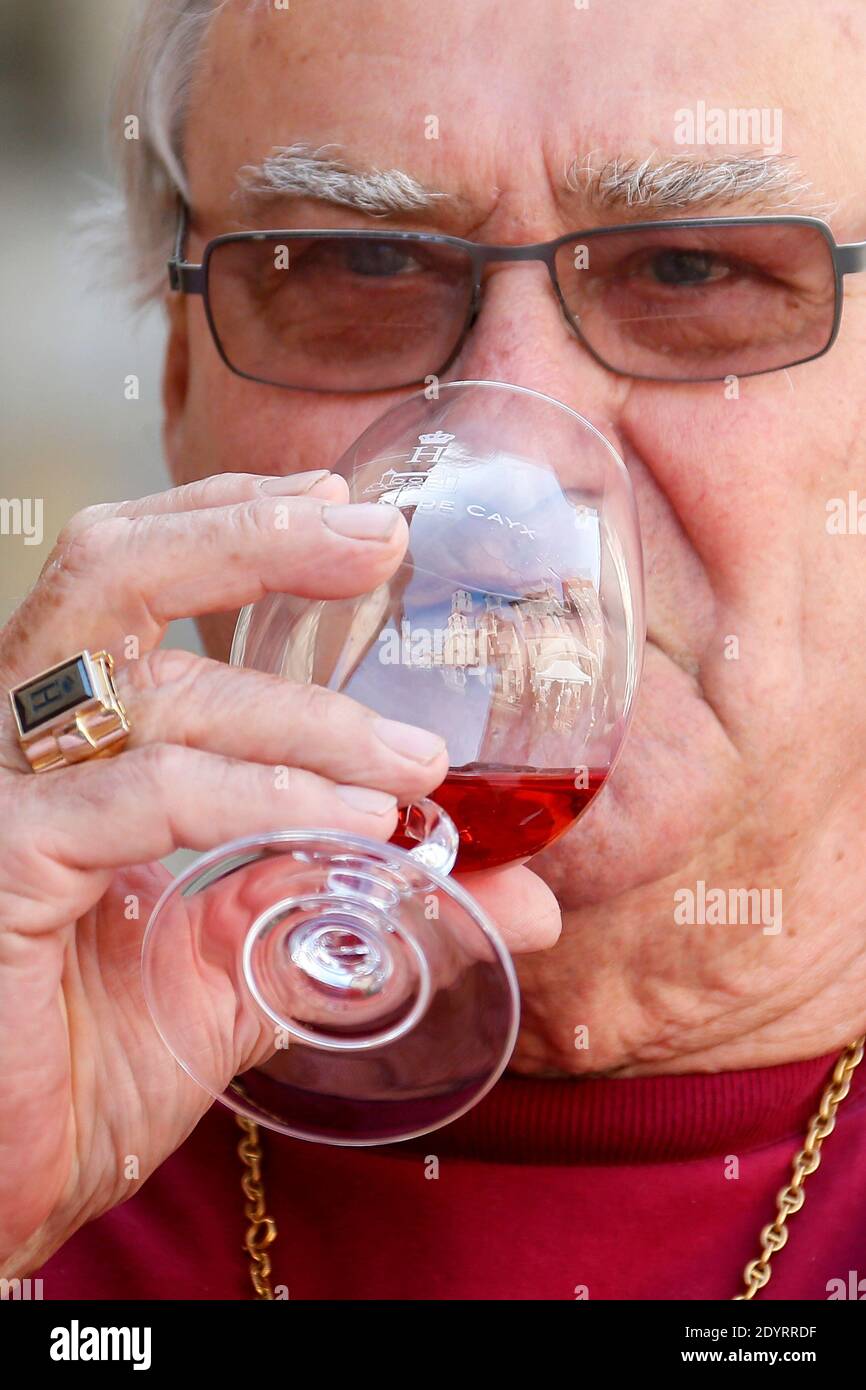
0, 0, 194, 645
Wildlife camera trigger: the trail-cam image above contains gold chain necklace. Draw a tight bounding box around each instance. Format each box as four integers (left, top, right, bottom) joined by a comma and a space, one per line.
236, 1035, 865, 1301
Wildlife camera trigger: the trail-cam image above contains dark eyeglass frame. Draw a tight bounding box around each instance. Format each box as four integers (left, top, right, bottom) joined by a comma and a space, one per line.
167, 200, 866, 391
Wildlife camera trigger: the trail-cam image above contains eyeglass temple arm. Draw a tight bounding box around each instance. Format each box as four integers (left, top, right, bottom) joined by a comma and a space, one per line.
167, 198, 205, 294
837, 241, 866, 275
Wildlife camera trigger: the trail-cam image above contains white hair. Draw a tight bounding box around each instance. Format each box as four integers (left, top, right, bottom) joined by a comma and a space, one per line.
102, 0, 443, 305
237, 144, 448, 217
104, 0, 230, 305
102, 1, 831, 309
567, 152, 821, 213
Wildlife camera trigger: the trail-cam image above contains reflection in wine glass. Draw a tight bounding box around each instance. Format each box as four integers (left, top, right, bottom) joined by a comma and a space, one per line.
236, 380, 642, 871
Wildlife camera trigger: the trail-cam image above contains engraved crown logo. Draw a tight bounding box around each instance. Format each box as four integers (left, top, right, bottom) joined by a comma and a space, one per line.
417, 431, 455, 445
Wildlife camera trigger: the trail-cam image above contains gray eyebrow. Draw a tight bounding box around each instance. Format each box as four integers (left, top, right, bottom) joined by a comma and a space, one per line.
236, 143, 451, 216
236, 143, 832, 222
566, 152, 829, 214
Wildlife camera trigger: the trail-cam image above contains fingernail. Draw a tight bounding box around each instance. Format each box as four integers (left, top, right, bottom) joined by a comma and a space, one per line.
335, 784, 398, 814
373, 717, 446, 764
259, 470, 331, 494
322, 503, 400, 540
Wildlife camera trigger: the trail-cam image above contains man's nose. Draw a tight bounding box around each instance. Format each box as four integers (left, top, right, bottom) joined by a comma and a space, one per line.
443, 261, 628, 425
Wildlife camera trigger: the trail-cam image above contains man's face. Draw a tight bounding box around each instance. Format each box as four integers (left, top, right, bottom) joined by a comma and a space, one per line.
168, 0, 866, 918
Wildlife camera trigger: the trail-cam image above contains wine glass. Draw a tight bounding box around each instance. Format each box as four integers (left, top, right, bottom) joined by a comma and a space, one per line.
142, 381, 644, 1145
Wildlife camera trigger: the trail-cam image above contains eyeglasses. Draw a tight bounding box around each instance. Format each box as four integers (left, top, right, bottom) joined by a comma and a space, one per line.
168, 201, 866, 392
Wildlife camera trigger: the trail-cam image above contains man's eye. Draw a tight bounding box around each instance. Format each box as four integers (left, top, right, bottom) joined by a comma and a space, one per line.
646, 249, 731, 286
343, 241, 420, 277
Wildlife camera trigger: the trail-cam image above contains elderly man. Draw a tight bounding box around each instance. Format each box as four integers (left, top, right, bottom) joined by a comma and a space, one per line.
1, 0, 864, 1302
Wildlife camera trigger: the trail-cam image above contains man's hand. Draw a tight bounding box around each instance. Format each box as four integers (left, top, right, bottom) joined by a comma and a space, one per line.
0, 470, 561, 1276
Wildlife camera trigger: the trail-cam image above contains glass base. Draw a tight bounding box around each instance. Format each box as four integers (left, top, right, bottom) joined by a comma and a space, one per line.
142, 829, 518, 1145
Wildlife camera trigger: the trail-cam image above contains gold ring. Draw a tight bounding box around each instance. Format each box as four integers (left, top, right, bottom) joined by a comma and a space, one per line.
9, 650, 131, 773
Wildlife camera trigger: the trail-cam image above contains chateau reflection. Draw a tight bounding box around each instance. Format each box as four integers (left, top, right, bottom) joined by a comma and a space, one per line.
382, 582, 604, 733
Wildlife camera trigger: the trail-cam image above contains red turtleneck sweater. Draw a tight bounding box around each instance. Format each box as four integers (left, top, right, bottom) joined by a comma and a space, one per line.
36, 1050, 866, 1300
